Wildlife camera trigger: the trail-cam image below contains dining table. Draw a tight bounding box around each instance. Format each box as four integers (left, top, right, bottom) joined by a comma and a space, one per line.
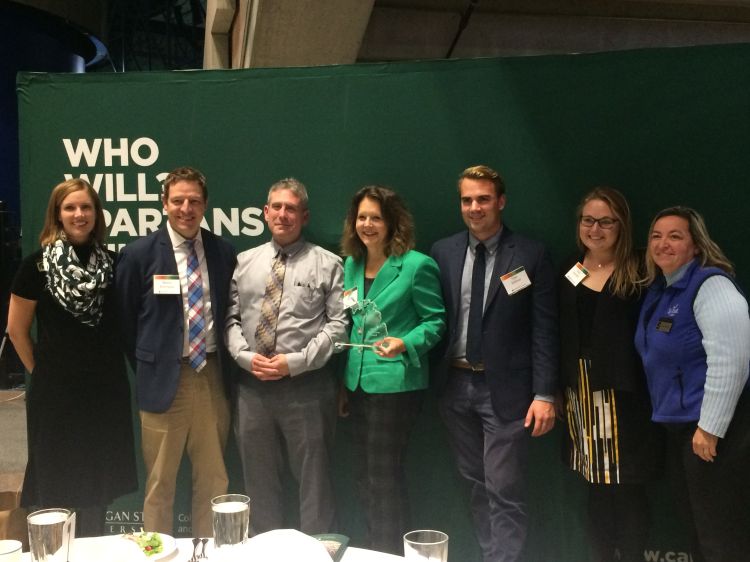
19, 534, 405, 561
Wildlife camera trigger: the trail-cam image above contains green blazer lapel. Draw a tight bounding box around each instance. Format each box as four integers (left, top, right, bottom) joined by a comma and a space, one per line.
367, 254, 403, 301
487, 229, 515, 308
349, 257, 366, 301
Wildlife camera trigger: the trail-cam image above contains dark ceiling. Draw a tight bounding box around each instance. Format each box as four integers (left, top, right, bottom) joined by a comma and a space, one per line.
96, 0, 750, 72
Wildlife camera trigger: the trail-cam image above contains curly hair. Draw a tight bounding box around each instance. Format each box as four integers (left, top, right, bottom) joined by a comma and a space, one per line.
341, 185, 415, 260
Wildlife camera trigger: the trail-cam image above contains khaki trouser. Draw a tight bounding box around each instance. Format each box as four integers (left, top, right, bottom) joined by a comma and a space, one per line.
140, 356, 230, 537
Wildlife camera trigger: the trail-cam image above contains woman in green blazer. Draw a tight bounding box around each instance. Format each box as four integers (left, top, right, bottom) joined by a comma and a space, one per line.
340, 185, 445, 555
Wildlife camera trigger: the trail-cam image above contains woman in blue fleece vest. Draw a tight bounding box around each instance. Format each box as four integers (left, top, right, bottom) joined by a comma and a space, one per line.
635, 207, 750, 562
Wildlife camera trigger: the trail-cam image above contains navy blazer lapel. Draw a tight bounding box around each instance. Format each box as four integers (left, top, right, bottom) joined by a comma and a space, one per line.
448, 233, 469, 320
157, 227, 179, 274
156, 227, 181, 308
368, 254, 403, 301
486, 228, 515, 308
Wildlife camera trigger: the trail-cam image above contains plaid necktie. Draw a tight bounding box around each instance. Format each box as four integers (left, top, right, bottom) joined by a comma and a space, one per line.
185, 239, 206, 371
255, 251, 287, 357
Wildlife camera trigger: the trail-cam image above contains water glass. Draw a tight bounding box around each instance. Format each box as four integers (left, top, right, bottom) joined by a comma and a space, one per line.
403, 529, 449, 561
211, 494, 250, 554
27, 509, 75, 562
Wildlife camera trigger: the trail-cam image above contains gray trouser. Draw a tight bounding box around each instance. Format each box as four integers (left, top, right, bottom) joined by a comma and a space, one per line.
235, 369, 337, 535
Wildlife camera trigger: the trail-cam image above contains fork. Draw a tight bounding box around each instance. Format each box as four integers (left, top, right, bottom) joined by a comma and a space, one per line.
189, 537, 200, 562
198, 537, 209, 559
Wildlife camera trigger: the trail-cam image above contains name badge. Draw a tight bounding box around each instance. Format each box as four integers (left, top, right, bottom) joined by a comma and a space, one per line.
565, 262, 589, 286
656, 317, 673, 333
153, 274, 181, 295
343, 287, 359, 310
501, 266, 532, 295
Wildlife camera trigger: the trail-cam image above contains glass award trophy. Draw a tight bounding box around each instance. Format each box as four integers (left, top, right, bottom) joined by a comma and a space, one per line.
335, 299, 389, 352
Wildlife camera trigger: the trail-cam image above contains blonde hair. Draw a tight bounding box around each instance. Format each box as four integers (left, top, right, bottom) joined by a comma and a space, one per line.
645, 206, 734, 283
39, 178, 106, 246
576, 187, 643, 298
458, 165, 505, 197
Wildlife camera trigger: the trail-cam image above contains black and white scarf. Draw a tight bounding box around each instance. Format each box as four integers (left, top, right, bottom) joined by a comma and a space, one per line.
43, 238, 113, 327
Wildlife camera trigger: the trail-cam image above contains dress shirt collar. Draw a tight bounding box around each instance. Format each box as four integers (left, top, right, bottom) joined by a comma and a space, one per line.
166, 222, 204, 250
663, 258, 695, 287
271, 236, 305, 258
468, 227, 502, 255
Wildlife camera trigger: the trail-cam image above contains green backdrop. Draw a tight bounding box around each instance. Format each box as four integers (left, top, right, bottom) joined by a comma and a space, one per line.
17, 43, 750, 561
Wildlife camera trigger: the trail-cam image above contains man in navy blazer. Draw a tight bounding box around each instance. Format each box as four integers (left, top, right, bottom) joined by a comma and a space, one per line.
431, 165, 558, 562
117, 166, 237, 537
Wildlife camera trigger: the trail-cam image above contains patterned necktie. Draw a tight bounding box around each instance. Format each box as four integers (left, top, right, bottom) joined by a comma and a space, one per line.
466, 242, 486, 365
185, 239, 206, 371
255, 251, 287, 357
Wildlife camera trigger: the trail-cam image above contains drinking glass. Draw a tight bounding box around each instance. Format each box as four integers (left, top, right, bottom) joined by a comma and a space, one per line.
211, 493, 250, 558
403, 530, 449, 561
27, 509, 75, 562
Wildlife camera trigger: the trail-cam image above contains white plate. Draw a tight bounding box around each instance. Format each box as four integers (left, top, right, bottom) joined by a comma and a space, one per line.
146, 533, 176, 561
241, 529, 332, 562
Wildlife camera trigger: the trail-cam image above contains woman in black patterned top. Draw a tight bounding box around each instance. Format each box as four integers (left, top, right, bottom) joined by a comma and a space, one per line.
558, 187, 663, 562
7, 178, 137, 536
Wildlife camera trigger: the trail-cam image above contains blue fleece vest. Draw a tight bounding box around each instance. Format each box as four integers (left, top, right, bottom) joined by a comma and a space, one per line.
635, 260, 730, 423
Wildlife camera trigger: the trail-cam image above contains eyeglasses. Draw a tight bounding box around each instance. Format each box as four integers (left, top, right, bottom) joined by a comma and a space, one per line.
580, 216, 618, 229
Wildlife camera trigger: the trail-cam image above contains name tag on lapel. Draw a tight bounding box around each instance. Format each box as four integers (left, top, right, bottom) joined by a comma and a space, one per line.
565, 262, 589, 286
343, 287, 359, 310
501, 266, 532, 295
656, 317, 674, 333
153, 274, 180, 294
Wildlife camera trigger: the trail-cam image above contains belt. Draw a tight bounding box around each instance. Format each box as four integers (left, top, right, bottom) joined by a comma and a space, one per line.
181, 351, 217, 364
450, 359, 485, 372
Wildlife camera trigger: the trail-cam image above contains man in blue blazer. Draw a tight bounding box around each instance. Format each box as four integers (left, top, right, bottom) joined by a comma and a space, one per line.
116, 166, 237, 537
431, 165, 558, 562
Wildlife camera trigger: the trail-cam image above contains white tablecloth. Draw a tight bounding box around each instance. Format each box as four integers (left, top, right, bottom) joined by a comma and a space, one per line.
20, 534, 404, 561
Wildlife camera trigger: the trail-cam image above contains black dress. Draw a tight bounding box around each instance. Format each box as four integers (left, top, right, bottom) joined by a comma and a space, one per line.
562, 284, 660, 483
559, 262, 664, 562
558, 257, 663, 484
12, 247, 138, 508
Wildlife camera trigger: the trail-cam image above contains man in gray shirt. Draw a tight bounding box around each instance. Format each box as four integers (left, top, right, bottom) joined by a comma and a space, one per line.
225, 177, 348, 535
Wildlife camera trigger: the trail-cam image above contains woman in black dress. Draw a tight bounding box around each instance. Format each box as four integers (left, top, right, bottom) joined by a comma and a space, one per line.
559, 187, 663, 561
7, 178, 137, 536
